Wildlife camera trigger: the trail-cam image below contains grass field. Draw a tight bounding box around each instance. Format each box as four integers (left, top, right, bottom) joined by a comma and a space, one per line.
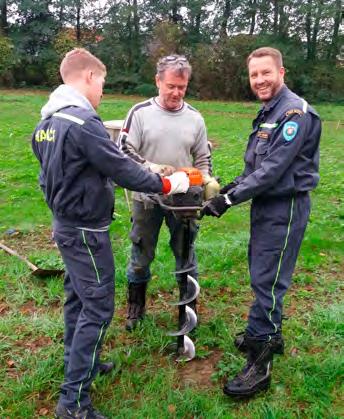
0, 90, 343, 418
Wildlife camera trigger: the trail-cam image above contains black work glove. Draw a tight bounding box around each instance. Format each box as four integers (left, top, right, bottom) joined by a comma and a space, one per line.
201, 194, 232, 218
220, 181, 238, 195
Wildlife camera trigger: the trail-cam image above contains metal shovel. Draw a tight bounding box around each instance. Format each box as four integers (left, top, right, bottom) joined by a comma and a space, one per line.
0, 241, 64, 277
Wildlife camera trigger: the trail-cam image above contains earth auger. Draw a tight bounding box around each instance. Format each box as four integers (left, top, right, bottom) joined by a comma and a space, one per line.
150, 167, 205, 361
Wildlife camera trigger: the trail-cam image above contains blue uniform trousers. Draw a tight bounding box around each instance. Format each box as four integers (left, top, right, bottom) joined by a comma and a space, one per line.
247, 193, 311, 339
53, 223, 115, 409
127, 200, 198, 284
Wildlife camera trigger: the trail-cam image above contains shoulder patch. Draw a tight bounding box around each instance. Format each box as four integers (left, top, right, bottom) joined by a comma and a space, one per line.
282, 121, 299, 142
285, 109, 304, 117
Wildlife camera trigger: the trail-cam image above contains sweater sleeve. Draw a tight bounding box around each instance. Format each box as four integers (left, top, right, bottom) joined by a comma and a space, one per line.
117, 106, 147, 164
191, 115, 212, 176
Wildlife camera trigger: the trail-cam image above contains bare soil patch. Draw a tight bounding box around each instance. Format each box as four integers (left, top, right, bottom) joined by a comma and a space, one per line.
0, 301, 11, 315
2, 228, 57, 254
19, 300, 40, 315
176, 348, 223, 388
16, 336, 53, 352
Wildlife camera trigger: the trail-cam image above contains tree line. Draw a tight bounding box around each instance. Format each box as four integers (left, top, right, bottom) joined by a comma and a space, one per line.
0, 0, 343, 101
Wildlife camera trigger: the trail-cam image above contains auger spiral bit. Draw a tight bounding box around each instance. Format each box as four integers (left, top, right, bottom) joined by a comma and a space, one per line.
170, 275, 200, 306
166, 271, 200, 362
168, 213, 200, 362
167, 305, 198, 336
147, 168, 205, 362
176, 335, 195, 362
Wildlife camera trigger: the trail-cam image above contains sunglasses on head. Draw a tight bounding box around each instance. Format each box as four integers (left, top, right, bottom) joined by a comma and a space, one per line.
161, 55, 187, 63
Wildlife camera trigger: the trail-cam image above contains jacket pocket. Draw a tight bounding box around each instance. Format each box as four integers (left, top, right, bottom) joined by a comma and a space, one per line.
53, 231, 75, 248
84, 280, 115, 320
254, 140, 269, 169
255, 140, 269, 155
80, 230, 103, 253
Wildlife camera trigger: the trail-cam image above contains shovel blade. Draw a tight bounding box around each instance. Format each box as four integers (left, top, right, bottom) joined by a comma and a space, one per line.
167, 305, 197, 336
170, 275, 200, 306
32, 268, 64, 278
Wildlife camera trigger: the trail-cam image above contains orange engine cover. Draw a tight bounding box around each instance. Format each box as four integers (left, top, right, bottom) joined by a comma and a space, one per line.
178, 167, 203, 186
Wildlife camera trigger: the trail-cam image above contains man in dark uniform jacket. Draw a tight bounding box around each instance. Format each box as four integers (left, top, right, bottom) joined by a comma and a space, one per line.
31, 48, 189, 419
202, 47, 321, 398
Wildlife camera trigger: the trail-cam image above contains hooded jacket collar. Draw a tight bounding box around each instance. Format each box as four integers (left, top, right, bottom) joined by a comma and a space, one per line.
41, 84, 94, 120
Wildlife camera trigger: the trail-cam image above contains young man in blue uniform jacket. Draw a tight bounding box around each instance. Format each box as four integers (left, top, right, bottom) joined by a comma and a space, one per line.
202, 47, 321, 398
31, 48, 189, 419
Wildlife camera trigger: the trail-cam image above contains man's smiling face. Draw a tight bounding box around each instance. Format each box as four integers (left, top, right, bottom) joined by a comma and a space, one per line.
248, 55, 285, 103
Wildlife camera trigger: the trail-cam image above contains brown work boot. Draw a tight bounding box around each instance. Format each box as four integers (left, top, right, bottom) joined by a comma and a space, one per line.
125, 282, 147, 331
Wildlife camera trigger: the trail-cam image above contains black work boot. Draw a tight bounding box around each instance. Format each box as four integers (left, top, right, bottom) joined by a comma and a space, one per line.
223, 336, 273, 398
234, 331, 284, 355
125, 282, 147, 331
55, 403, 107, 419
98, 361, 114, 375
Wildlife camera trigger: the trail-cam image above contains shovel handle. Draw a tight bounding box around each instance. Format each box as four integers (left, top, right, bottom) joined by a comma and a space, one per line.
0, 241, 38, 271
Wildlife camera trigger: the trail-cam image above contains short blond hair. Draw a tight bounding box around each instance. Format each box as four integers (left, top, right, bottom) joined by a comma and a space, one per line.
60, 48, 106, 82
247, 47, 283, 68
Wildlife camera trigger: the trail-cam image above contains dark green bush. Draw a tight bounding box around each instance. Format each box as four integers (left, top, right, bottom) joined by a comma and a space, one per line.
105, 74, 140, 94
134, 83, 157, 97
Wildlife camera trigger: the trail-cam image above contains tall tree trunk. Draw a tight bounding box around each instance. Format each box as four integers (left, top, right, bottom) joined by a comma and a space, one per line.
220, 0, 231, 38
127, 1, 133, 70
310, 0, 324, 60
249, 0, 257, 35
58, 2, 64, 25
272, 0, 278, 36
305, 0, 313, 60
330, 0, 341, 60
171, 0, 180, 23
0, 0, 8, 35
132, 0, 140, 71
76, 0, 81, 42
195, 10, 201, 37
278, 0, 288, 38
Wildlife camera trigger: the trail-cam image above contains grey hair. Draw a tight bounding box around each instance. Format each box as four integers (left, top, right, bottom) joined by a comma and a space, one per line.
156, 54, 192, 80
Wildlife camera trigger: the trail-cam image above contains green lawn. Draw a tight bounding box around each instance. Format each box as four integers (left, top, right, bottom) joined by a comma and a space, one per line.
0, 90, 343, 418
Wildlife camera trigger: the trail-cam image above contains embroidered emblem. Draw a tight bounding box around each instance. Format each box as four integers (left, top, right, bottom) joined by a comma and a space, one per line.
283, 121, 299, 142
257, 131, 269, 140
285, 109, 304, 117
